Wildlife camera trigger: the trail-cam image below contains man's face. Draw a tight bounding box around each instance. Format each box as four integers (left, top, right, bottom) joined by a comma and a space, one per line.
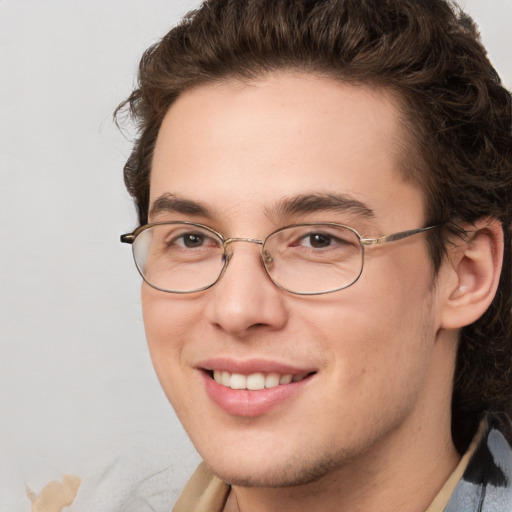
143, 73, 455, 487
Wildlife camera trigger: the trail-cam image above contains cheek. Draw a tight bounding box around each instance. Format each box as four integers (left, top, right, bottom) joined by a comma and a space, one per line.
141, 286, 200, 387
297, 256, 437, 389
298, 300, 436, 441
142, 283, 202, 339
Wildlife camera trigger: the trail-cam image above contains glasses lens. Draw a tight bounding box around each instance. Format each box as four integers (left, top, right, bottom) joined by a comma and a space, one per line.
264, 224, 363, 294
132, 223, 225, 293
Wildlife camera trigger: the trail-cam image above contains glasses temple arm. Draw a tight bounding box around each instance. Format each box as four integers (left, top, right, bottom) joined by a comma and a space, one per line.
360, 225, 442, 246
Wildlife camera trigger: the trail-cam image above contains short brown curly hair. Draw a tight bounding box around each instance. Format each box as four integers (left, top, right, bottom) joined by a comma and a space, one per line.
117, 0, 512, 453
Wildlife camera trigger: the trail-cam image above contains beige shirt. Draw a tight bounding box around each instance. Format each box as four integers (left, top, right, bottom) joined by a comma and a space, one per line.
173, 425, 484, 512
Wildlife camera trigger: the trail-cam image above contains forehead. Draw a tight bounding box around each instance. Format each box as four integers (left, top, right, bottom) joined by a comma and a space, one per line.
150, 72, 425, 229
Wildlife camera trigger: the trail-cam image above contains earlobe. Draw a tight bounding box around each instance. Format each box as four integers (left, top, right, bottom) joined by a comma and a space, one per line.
440, 218, 504, 330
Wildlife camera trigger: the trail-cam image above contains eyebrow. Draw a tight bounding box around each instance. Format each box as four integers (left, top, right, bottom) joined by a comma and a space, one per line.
149, 193, 213, 219
148, 192, 375, 222
269, 193, 375, 219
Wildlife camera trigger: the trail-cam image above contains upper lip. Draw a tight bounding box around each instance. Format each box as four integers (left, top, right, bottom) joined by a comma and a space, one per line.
197, 357, 316, 375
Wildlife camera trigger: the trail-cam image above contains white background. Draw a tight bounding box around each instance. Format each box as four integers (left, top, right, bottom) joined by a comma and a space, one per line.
0, 1, 510, 511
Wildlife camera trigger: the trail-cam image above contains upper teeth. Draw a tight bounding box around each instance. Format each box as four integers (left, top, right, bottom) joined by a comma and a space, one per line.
213, 371, 307, 390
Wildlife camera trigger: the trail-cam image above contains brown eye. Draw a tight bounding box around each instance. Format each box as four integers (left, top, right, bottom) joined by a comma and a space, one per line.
307, 233, 332, 248
181, 233, 205, 248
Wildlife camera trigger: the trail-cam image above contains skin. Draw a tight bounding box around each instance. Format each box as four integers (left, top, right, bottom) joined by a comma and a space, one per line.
143, 73, 463, 512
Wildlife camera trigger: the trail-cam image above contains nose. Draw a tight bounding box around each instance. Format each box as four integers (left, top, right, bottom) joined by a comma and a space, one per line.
204, 241, 289, 337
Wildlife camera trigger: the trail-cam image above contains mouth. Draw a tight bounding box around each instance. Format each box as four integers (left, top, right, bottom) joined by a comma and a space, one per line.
207, 370, 314, 390
198, 358, 317, 416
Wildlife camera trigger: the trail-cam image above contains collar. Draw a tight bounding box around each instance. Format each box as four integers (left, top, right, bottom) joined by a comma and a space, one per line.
444, 415, 512, 511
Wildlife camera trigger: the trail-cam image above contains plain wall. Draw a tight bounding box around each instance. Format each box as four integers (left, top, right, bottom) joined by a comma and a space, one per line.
0, 1, 510, 510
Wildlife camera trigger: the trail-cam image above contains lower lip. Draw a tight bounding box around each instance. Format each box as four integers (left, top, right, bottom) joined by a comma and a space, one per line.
202, 372, 312, 417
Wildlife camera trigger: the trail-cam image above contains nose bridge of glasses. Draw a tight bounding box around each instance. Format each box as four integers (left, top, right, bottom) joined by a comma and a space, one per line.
223, 237, 264, 247
222, 237, 268, 267
221, 237, 272, 279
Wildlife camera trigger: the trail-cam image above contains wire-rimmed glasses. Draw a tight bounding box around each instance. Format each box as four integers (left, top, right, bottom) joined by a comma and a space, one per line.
121, 221, 439, 295
120, 221, 440, 295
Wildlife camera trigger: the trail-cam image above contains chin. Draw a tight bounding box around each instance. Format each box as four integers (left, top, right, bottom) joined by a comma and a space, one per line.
203, 446, 350, 488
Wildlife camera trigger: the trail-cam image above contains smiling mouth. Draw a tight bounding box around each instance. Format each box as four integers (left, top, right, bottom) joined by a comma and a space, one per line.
207, 370, 315, 391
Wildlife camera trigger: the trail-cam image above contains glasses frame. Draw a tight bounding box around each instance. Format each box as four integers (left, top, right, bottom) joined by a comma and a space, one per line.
121, 221, 441, 295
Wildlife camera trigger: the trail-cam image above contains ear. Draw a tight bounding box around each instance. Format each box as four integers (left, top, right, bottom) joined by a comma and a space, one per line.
439, 217, 504, 330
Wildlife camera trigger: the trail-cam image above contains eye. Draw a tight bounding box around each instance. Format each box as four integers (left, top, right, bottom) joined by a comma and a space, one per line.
169, 231, 222, 251
303, 233, 335, 248
177, 233, 207, 248
153, 224, 223, 252
297, 231, 351, 249
268, 225, 360, 255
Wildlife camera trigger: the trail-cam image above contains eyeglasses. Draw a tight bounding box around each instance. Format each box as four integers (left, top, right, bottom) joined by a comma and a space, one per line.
120, 221, 440, 295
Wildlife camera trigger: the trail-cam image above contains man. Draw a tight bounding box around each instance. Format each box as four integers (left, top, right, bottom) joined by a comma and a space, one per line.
118, 0, 512, 510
